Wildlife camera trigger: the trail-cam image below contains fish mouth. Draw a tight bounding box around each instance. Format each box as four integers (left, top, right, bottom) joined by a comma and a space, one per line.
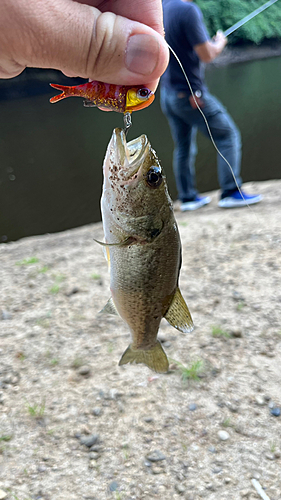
112, 128, 149, 180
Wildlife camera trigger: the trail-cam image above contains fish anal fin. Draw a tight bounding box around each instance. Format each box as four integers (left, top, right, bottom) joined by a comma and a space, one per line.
99, 297, 118, 315
164, 287, 194, 333
119, 341, 169, 374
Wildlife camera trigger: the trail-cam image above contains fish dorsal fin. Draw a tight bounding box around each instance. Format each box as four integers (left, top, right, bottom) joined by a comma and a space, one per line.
119, 341, 169, 374
164, 287, 194, 333
99, 297, 118, 315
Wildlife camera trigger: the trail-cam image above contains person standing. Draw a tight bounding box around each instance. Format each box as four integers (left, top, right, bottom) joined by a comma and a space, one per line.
161, 0, 262, 211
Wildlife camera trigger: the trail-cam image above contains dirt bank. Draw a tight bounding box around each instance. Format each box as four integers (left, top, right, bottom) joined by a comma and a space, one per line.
1, 180, 281, 500
210, 41, 281, 67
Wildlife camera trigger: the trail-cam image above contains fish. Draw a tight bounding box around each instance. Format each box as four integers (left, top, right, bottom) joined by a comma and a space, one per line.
98, 128, 194, 373
49, 81, 154, 113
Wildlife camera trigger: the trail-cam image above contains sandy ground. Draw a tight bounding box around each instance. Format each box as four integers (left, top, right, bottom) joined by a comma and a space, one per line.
0, 179, 281, 500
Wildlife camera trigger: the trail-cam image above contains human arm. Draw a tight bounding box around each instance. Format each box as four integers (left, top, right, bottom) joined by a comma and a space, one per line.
194, 30, 227, 63
0, 0, 169, 92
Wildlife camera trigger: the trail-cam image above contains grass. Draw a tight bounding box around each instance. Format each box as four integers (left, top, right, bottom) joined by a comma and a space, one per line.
270, 441, 276, 453
26, 401, 45, 419
222, 417, 232, 428
49, 284, 60, 294
107, 341, 115, 353
11, 495, 32, 500
0, 434, 13, 442
71, 357, 84, 369
49, 274, 65, 294
91, 273, 101, 280
170, 358, 204, 381
237, 301, 245, 311
50, 358, 59, 366
36, 318, 50, 328
211, 325, 230, 338
38, 265, 49, 273
16, 257, 39, 266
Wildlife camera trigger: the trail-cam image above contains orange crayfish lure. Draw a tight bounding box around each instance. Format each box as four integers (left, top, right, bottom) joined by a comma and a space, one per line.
49, 81, 155, 113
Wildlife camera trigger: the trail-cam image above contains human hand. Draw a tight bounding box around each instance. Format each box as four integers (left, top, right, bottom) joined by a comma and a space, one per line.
0, 0, 169, 92
213, 30, 228, 49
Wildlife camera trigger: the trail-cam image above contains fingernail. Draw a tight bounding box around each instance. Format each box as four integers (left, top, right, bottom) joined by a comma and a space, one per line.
125, 34, 159, 75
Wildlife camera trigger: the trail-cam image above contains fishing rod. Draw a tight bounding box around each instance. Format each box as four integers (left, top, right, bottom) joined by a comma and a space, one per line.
223, 0, 279, 37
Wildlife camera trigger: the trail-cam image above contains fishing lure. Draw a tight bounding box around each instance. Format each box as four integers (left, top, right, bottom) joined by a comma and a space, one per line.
50, 81, 154, 132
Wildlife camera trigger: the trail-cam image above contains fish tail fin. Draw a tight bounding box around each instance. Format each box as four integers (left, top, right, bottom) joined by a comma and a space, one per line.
49, 83, 73, 103
119, 340, 169, 374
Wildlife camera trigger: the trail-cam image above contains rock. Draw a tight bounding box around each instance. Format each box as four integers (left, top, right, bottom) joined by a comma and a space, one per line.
240, 489, 251, 498
92, 407, 102, 416
218, 430, 230, 441
88, 451, 100, 460
175, 483, 186, 494
146, 450, 166, 462
270, 407, 280, 417
77, 365, 91, 377
80, 434, 99, 447
1, 310, 12, 320
274, 450, 281, 458
212, 467, 222, 474
152, 466, 164, 475
255, 395, 265, 406
109, 481, 119, 492
66, 286, 79, 296
143, 416, 154, 423
0, 491, 7, 499
265, 452, 275, 461
208, 446, 216, 453
163, 341, 172, 348
231, 328, 243, 338
189, 403, 197, 411
109, 389, 123, 400
90, 444, 103, 453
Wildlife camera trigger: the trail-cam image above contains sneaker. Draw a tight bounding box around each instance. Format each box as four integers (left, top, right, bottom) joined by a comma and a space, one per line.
181, 195, 211, 212
218, 189, 262, 208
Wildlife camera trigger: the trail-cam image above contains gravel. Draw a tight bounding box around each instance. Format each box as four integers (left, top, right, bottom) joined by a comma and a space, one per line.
1, 180, 281, 500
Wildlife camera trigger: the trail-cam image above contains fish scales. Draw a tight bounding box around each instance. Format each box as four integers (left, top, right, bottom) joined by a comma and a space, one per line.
99, 128, 194, 373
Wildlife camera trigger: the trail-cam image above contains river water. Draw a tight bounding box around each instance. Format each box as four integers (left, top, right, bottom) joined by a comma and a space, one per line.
0, 56, 281, 242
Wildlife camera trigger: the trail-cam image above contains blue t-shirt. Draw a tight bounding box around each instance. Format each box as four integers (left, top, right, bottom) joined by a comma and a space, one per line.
161, 0, 210, 93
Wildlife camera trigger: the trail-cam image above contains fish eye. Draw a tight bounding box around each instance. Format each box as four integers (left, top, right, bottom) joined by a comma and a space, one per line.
137, 88, 150, 99
146, 166, 163, 188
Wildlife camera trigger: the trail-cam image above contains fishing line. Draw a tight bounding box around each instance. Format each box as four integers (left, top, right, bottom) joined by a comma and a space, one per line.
166, 43, 254, 213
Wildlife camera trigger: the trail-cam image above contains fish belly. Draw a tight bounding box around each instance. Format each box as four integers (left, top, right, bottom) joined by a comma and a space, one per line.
109, 223, 181, 348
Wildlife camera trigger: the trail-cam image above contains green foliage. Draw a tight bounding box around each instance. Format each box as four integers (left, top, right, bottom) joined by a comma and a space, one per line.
195, 0, 281, 44
211, 325, 230, 338
170, 358, 204, 381
26, 401, 45, 418
16, 256, 39, 265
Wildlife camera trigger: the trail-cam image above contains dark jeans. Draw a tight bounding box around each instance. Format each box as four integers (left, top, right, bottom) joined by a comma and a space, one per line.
160, 86, 242, 201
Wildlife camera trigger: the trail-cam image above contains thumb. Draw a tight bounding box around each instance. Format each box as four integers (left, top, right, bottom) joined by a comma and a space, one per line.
2, 0, 169, 91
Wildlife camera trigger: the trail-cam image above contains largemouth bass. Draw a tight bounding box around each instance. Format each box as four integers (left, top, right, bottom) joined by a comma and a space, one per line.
99, 128, 194, 373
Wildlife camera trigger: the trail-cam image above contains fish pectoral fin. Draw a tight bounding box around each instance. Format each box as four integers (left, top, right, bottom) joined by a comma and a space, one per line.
94, 236, 135, 247
119, 341, 169, 374
164, 287, 194, 333
99, 297, 118, 316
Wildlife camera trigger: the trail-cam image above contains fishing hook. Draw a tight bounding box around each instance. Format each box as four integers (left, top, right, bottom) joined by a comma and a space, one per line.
123, 112, 132, 136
